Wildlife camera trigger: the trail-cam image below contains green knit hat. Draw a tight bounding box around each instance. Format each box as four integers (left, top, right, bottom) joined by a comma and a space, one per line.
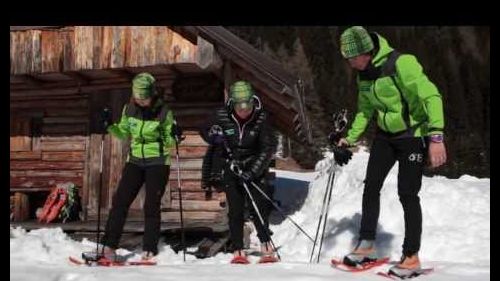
132, 72, 156, 99
230, 81, 254, 109
340, 26, 374, 59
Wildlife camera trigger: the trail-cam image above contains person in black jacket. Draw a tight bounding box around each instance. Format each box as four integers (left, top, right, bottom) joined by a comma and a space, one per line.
201, 80, 278, 264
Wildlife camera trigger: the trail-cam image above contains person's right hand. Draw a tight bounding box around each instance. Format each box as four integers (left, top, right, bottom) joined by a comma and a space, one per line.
337, 138, 350, 147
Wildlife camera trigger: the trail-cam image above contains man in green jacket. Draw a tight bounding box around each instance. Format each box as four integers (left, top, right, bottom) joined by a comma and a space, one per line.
337, 26, 447, 277
100, 72, 182, 261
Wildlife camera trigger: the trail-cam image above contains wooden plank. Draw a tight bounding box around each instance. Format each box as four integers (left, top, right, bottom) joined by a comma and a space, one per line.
10, 160, 84, 170
41, 136, 88, 142
111, 26, 125, 68
10, 176, 83, 188
170, 159, 203, 170
30, 30, 42, 73
92, 26, 103, 69
170, 200, 224, 212
172, 146, 208, 158
61, 30, 74, 71
42, 116, 89, 124
12, 192, 30, 221
10, 136, 32, 152
168, 170, 202, 180
10, 32, 19, 74
161, 211, 222, 222
41, 30, 63, 73
168, 180, 202, 191
128, 27, 140, 67
42, 151, 85, 162
74, 26, 93, 70
101, 26, 113, 69
196, 36, 223, 71
11, 99, 88, 109
155, 26, 171, 64
41, 141, 86, 151
171, 191, 225, 201
41, 124, 87, 135
10, 151, 42, 160
142, 26, 154, 65
85, 134, 103, 213
44, 108, 88, 117
11, 170, 84, 178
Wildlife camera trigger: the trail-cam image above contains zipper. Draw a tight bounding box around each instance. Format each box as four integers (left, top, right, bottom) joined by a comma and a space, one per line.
372, 81, 389, 131
231, 111, 257, 145
139, 114, 146, 162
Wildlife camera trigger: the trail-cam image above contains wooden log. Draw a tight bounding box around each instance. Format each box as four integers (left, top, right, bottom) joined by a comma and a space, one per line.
170, 200, 224, 212
41, 151, 85, 162
10, 160, 84, 170
43, 117, 89, 124
171, 191, 225, 201
41, 141, 86, 151
11, 170, 84, 178
172, 146, 208, 158
10, 151, 42, 160
41, 136, 88, 142
170, 159, 203, 170
10, 176, 83, 188
44, 108, 88, 117
168, 170, 202, 180
10, 99, 88, 109
161, 211, 222, 222
41, 124, 88, 135
168, 180, 202, 191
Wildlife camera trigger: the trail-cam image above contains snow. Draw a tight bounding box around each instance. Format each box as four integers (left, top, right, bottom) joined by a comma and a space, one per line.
11, 147, 490, 280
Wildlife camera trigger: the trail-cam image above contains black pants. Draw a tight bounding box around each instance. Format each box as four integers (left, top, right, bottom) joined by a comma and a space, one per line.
224, 172, 273, 250
102, 163, 170, 254
359, 136, 426, 257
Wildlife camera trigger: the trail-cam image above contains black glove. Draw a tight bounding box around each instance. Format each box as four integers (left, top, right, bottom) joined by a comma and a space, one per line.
207, 125, 224, 145
240, 171, 254, 182
332, 146, 353, 166
100, 107, 112, 132
328, 131, 342, 145
171, 122, 184, 142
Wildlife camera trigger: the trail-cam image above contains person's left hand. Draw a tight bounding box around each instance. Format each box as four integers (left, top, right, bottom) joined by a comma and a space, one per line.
428, 142, 447, 168
171, 122, 183, 141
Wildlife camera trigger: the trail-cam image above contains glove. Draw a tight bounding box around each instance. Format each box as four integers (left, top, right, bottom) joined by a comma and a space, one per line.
171, 122, 184, 141
240, 171, 254, 182
332, 146, 353, 166
100, 107, 112, 131
208, 125, 224, 145
328, 131, 342, 145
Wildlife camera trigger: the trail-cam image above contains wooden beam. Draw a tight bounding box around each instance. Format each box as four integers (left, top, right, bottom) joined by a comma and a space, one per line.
63, 71, 90, 85
196, 36, 223, 71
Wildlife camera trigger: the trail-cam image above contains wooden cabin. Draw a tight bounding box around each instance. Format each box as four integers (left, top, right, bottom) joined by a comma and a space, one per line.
10, 26, 312, 234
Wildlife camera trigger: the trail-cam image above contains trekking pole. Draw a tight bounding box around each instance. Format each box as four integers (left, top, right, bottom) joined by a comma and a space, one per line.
174, 122, 186, 262
241, 181, 281, 261
96, 107, 110, 258
316, 163, 338, 263
309, 166, 335, 263
247, 180, 315, 243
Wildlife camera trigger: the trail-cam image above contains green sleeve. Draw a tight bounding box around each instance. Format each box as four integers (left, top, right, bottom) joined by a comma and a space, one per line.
107, 105, 131, 139
346, 90, 375, 144
396, 54, 444, 135
161, 110, 176, 149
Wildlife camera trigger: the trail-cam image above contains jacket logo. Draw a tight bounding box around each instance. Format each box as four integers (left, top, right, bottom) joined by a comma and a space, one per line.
408, 153, 423, 163
225, 129, 235, 135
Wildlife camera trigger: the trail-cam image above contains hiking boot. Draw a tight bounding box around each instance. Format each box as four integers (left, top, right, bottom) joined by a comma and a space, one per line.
389, 254, 422, 278
343, 240, 378, 266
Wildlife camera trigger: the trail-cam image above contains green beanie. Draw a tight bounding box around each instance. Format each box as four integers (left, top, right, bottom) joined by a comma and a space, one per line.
230, 80, 254, 109
340, 26, 374, 59
132, 72, 155, 99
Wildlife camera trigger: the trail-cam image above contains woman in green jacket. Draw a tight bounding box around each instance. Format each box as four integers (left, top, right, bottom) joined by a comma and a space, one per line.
100, 72, 181, 261
337, 27, 447, 277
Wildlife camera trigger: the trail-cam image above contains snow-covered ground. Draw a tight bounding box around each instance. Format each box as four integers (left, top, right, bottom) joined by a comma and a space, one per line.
10, 148, 490, 281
